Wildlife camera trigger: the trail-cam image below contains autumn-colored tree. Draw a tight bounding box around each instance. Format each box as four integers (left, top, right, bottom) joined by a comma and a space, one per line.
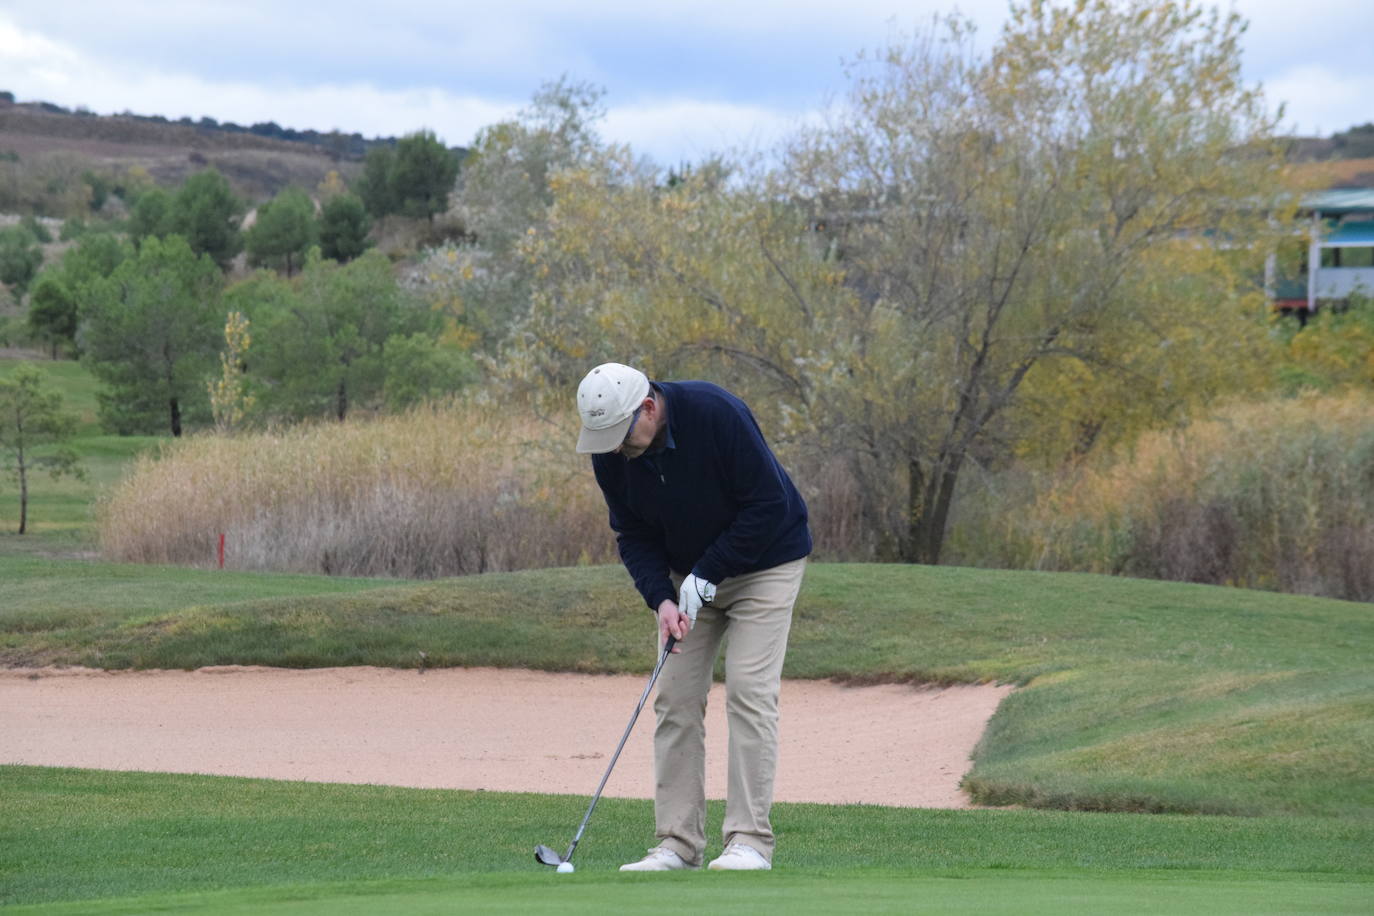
316, 170, 348, 202
520, 0, 1289, 564
439, 78, 609, 348
207, 311, 255, 433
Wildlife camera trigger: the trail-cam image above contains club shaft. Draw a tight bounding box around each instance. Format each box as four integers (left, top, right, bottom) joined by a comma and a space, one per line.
563, 636, 676, 862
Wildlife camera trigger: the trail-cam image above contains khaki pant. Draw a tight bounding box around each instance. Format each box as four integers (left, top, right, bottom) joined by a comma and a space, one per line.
653, 558, 806, 866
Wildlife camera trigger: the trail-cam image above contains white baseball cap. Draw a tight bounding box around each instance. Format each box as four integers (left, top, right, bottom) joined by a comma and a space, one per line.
576, 362, 651, 454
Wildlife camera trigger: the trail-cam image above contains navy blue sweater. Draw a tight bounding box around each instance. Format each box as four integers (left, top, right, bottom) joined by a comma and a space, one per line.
591, 380, 812, 611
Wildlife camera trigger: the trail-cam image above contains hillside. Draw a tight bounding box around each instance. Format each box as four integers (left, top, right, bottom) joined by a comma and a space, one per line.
1290, 155, 1374, 189
0, 98, 370, 202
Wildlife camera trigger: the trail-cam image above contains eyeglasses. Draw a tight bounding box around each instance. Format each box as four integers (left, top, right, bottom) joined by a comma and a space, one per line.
620, 405, 644, 450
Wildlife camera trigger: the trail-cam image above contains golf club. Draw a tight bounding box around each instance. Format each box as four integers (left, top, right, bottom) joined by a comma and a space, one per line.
535, 634, 678, 872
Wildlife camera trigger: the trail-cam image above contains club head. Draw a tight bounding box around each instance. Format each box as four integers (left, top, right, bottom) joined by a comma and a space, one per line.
534, 844, 564, 867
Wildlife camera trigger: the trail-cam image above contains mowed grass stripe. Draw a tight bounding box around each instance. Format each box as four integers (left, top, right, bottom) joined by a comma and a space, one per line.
2, 560, 1370, 817
9, 871, 1374, 916
2, 767, 1372, 909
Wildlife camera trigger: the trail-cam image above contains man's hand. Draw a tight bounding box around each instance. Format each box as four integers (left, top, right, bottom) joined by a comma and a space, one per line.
657, 599, 689, 653
677, 574, 716, 625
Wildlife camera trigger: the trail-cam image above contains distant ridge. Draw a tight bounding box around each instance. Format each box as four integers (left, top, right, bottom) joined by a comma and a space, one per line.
0, 91, 397, 161
0, 92, 465, 201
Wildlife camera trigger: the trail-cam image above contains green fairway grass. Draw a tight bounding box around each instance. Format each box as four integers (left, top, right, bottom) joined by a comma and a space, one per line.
3, 559, 1370, 818
2, 767, 1371, 912
10, 871, 1373, 916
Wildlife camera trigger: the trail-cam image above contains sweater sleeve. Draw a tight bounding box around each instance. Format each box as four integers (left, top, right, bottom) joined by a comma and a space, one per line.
689, 406, 791, 585
592, 456, 677, 611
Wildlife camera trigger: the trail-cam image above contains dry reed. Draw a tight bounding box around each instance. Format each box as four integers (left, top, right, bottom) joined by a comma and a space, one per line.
1027, 391, 1374, 601
98, 399, 617, 577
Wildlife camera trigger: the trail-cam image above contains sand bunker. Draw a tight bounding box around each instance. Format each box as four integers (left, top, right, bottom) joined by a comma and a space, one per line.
1, 665, 1012, 807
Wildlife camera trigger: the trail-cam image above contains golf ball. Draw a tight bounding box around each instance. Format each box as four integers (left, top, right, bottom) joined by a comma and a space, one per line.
557, 862, 575, 874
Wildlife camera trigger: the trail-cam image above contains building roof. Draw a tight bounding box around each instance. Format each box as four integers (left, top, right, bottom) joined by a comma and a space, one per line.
1301, 189, 1374, 216
1321, 220, 1374, 246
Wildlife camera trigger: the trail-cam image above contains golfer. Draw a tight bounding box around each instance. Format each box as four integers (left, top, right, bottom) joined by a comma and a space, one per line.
575, 362, 811, 872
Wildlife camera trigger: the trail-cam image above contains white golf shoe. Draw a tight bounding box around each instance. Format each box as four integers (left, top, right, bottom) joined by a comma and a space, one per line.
619, 847, 695, 871
707, 843, 771, 871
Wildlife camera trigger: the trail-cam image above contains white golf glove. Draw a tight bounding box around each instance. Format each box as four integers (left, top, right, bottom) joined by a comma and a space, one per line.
677, 574, 716, 625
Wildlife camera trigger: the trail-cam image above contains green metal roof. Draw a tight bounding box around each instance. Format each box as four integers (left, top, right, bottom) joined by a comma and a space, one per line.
1321, 221, 1374, 246
1301, 190, 1374, 215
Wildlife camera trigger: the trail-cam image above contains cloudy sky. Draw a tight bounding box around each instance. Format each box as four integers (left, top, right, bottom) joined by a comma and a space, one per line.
1, 1, 1369, 166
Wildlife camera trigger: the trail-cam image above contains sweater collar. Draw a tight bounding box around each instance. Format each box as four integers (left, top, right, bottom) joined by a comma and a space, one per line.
647, 382, 676, 454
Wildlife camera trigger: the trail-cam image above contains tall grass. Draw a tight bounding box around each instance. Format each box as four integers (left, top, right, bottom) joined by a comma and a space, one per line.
98, 400, 617, 577
1025, 392, 1374, 601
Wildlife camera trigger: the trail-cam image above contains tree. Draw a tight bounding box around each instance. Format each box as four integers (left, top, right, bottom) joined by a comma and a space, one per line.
20, 216, 52, 244
245, 186, 316, 275
57, 231, 131, 289
1280, 291, 1374, 391
356, 145, 398, 220
26, 232, 131, 359
424, 78, 609, 349
380, 331, 477, 409
316, 170, 348, 202
82, 235, 224, 436
247, 250, 432, 421
128, 186, 173, 244
318, 192, 372, 262
354, 132, 460, 226
520, 1, 1288, 564
1330, 122, 1374, 160
26, 273, 77, 358
168, 169, 243, 269
773, 0, 1285, 563
392, 130, 460, 224
457, 78, 606, 255
0, 365, 83, 534
207, 311, 255, 433
82, 170, 111, 212
0, 225, 43, 296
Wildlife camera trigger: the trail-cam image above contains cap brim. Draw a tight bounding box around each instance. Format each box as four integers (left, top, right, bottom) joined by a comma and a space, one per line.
576, 413, 634, 454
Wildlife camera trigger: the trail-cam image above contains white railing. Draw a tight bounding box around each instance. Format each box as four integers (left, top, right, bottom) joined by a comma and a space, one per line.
1315, 267, 1374, 300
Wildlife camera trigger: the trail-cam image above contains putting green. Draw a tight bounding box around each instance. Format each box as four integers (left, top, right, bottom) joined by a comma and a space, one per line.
10, 870, 1371, 915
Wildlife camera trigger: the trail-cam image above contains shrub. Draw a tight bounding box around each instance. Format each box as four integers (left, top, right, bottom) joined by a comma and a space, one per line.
97, 399, 616, 577
1027, 392, 1374, 601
